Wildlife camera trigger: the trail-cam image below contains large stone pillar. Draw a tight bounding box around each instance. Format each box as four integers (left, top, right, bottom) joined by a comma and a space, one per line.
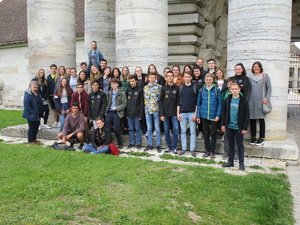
85, 0, 116, 66
116, 0, 168, 73
227, 0, 292, 139
27, 0, 76, 77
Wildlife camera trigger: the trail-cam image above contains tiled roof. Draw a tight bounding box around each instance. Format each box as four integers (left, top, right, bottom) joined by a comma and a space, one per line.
0, 0, 84, 46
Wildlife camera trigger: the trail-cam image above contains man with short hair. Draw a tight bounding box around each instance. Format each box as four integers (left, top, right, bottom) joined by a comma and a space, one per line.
89, 80, 107, 128
159, 71, 179, 154
47, 64, 59, 127
58, 102, 86, 148
144, 72, 162, 152
126, 75, 144, 149
106, 78, 127, 149
206, 58, 217, 75
71, 83, 89, 118
177, 73, 198, 157
80, 62, 90, 77
100, 59, 108, 73
195, 57, 207, 75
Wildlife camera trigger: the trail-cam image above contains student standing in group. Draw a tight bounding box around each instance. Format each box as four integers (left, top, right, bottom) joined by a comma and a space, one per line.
172, 64, 183, 87
196, 73, 222, 159
106, 78, 127, 149
80, 62, 89, 78
89, 80, 107, 129
126, 75, 144, 149
144, 72, 162, 152
147, 64, 165, 86
54, 78, 73, 132
99, 59, 108, 73
23, 80, 43, 144
248, 61, 272, 146
206, 58, 217, 75
47, 64, 59, 128
159, 71, 180, 154
177, 73, 198, 157
77, 70, 91, 94
87, 40, 104, 71
35, 68, 50, 129
195, 57, 207, 76
70, 83, 89, 118
230, 63, 250, 99
90, 65, 102, 86
69, 68, 79, 92
222, 83, 249, 171
102, 66, 111, 94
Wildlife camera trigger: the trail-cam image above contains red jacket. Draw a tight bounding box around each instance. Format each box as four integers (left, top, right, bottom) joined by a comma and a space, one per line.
70, 90, 89, 117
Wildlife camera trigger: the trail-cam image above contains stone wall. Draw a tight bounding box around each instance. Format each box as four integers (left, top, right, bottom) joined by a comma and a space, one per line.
0, 39, 86, 108
168, 0, 228, 71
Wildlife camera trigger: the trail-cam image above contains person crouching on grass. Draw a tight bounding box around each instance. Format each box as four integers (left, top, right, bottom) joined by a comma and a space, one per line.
82, 117, 112, 154
221, 83, 249, 171
57, 102, 86, 148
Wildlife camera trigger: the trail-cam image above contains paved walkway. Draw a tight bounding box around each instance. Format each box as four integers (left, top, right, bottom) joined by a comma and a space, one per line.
287, 106, 300, 225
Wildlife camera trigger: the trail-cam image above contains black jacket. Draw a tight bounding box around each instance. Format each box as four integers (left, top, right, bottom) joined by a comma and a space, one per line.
126, 85, 144, 118
89, 90, 107, 120
91, 127, 112, 149
231, 74, 250, 99
159, 84, 180, 117
221, 94, 250, 131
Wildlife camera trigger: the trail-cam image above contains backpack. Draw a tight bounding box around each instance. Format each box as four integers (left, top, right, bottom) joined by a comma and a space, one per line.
108, 143, 120, 155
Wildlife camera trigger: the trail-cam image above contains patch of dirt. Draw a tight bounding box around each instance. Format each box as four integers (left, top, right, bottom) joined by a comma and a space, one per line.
172, 168, 187, 172
188, 211, 201, 223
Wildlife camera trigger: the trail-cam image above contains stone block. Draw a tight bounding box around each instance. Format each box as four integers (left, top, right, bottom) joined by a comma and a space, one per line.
168, 13, 205, 28
215, 16, 227, 41
168, 3, 200, 15
168, 55, 197, 65
202, 23, 216, 48
168, 45, 199, 55
198, 48, 215, 60
169, 25, 203, 37
168, 35, 200, 45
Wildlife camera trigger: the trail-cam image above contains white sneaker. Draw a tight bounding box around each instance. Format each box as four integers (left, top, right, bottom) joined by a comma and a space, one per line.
51, 122, 58, 128
43, 124, 51, 129
38, 125, 41, 130
56, 122, 61, 128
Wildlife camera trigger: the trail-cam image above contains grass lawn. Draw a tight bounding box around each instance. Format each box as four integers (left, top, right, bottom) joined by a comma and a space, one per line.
0, 143, 294, 225
0, 109, 26, 129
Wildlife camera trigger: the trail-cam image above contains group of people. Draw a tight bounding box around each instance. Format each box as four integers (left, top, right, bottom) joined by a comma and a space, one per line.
23, 41, 272, 170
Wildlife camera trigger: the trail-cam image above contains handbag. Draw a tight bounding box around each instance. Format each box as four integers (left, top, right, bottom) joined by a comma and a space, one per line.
262, 74, 272, 114
108, 143, 120, 155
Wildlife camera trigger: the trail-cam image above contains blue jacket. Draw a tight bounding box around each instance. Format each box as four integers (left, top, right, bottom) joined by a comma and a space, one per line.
88, 49, 104, 68
196, 84, 222, 120
22, 89, 43, 121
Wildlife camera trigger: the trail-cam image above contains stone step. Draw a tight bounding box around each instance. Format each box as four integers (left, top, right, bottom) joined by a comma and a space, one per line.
168, 34, 200, 45
169, 25, 203, 37
168, 45, 199, 55
168, 55, 197, 65
168, 13, 205, 28
169, 3, 202, 15
1, 124, 298, 161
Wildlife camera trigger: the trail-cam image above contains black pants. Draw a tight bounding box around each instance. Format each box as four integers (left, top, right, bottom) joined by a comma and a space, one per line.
27, 120, 40, 142
42, 104, 49, 124
250, 119, 265, 138
227, 128, 244, 165
202, 119, 218, 153
106, 111, 122, 145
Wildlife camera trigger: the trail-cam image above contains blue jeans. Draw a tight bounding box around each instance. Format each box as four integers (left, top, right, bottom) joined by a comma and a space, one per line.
163, 116, 179, 150
179, 112, 196, 151
83, 143, 109, 154
59, 103, 69, 132
127, 116, 142, 145
145, 112, 161, 146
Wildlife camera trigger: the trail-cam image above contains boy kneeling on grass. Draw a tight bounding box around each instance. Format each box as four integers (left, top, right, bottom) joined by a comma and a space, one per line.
221, 83, 249, 171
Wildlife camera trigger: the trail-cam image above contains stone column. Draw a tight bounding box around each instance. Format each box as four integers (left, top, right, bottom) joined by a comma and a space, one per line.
116, 0, 168, 73
85, 0, 116, 66
27, 0, 76, 77
227, 0, 292, 139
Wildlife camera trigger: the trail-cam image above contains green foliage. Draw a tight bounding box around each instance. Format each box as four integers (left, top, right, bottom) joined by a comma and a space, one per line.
0, 109, 26, 129
160, 153, 223, 165
249, 165, 264, 170
126, 151, 153, 157
0, 143, 294, 225
270, 167, 285, 172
